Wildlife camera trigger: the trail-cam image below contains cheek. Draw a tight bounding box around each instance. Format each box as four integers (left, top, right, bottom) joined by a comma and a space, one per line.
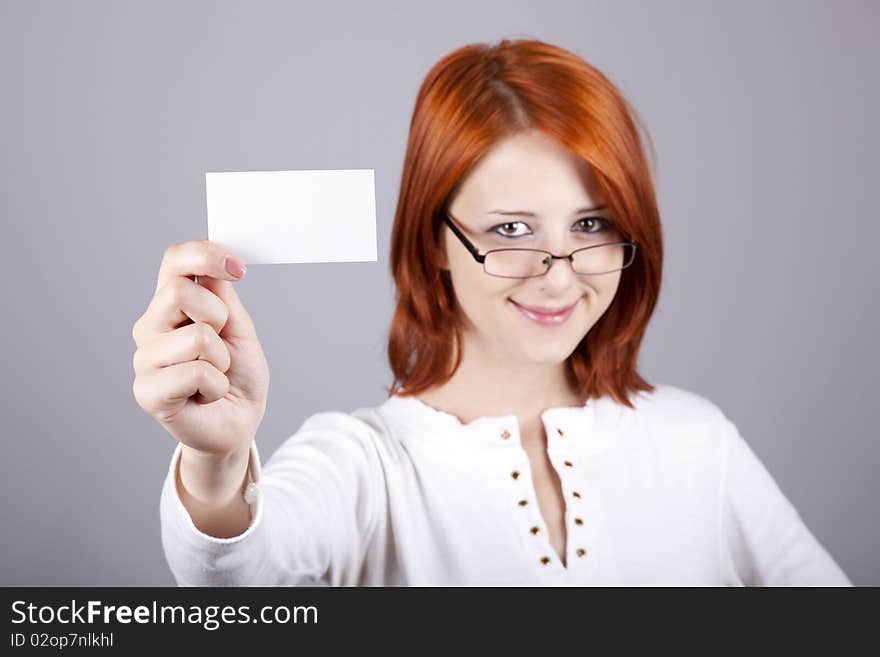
450, 262, 516, 318
589, 277, 622, 317
448, 261, 481, 310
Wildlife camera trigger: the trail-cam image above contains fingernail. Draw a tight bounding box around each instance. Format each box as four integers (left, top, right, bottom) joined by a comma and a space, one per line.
225, 255, 246, 278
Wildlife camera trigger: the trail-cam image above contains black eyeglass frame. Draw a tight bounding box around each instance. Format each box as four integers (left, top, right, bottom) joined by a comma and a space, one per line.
442, 211, 640, 278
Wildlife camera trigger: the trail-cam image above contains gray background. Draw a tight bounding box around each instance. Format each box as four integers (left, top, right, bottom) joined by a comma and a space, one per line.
1, 0, 876, 586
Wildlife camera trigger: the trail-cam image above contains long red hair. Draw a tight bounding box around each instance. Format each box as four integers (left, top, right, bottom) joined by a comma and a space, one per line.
385, 38, 663, 409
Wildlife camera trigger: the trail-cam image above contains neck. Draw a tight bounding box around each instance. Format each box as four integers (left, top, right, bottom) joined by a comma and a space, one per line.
415, 329, 585, 426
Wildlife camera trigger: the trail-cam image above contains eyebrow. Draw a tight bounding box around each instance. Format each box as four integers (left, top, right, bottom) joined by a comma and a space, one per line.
484, 204, 607, 217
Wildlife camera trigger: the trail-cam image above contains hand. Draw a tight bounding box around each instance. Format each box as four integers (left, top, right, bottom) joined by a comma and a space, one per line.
132, 240, 270, 457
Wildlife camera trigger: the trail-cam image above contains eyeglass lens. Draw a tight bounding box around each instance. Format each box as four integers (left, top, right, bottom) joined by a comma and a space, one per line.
484, 242, 636, 278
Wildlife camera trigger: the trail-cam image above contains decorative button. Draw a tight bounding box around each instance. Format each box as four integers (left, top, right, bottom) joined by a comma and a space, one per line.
572, 491, 581, 499
500, 429, 511, 440
556, 428, 564, 436
564, 460, 573, 468
243, 482, 258, 505
517, 499, 528, 507
576, 548, 587, 558
530, 526, 541, 535
540, 556, 551, 565
511, 470, 520, 480
574, 517, 584, 525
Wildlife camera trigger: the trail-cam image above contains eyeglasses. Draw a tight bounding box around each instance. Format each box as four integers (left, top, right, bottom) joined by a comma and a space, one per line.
442, 211, 639, 279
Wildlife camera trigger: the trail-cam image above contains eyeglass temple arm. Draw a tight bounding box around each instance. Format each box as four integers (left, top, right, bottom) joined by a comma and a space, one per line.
442, 214, 486, 263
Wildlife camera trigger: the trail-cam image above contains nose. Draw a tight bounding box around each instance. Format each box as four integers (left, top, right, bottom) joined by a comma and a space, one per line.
539, 253, 578, 291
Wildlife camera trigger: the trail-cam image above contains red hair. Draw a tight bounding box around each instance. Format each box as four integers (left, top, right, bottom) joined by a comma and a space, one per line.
384, 38, 663, 409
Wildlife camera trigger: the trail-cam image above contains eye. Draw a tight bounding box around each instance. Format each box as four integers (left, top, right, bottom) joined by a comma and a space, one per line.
489, 216, 612, 239
574, 216, 610, 233
490, 221, 531, 238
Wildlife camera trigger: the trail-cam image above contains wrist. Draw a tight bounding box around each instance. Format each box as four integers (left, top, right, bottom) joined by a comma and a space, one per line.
179, 440, 253, 505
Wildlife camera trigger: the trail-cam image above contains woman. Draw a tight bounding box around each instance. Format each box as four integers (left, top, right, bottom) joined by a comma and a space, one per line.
133, 38, 851, 586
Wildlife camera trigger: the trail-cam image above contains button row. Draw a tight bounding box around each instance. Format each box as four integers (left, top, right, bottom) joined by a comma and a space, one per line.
501, 427, 589, 567
539, 549, 588, 566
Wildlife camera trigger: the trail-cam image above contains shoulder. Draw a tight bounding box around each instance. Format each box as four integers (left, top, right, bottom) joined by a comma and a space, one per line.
604, 385, 742, 485
630, 382, 729, 426
622, 383, 736, 453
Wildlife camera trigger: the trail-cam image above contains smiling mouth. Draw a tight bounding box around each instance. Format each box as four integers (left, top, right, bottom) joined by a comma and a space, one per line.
509, 299, 578, 315
509, 298, 579, 326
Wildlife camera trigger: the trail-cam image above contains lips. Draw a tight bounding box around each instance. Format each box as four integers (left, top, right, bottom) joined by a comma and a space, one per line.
510, 299, 578, 315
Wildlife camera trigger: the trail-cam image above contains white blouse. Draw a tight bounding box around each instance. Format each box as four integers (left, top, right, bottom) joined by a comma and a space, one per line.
159, 383, 852, 586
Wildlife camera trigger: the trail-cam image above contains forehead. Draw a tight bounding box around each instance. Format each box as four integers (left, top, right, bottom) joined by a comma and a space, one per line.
454, 129, 600, 209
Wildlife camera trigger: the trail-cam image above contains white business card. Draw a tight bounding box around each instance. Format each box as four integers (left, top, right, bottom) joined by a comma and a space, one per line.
205, 168, 377, 265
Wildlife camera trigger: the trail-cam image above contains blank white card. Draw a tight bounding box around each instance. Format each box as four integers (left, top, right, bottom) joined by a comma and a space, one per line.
205, 169, 377, 265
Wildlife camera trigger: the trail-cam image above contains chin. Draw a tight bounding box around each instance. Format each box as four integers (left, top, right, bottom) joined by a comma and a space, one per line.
519, 342, 578, 365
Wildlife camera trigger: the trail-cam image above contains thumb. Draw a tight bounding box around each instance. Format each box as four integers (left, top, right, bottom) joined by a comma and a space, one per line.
198, 275, 257, 342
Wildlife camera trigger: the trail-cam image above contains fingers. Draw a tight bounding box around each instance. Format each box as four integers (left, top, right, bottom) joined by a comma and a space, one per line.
133, 275, 229, 346
155, 239, 246, 298
133, 321, 231, 376
193, 275, 258, 342
133, 360, 230, 419
132, 240, 251, 348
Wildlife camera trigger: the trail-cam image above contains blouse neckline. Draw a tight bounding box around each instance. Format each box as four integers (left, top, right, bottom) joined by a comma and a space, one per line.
378, 391, 633, 455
